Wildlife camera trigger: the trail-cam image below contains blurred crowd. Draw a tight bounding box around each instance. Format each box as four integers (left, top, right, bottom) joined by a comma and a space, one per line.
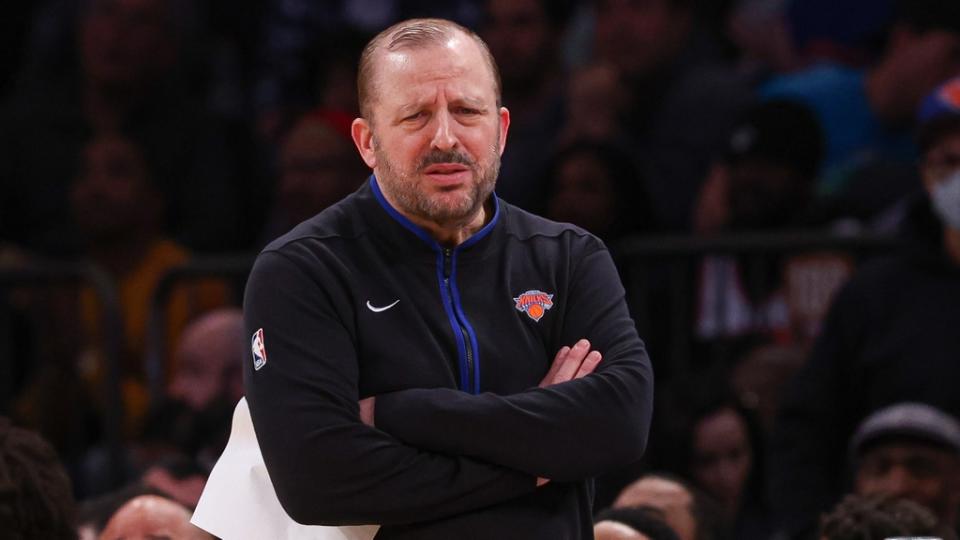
2, 0, 960, 538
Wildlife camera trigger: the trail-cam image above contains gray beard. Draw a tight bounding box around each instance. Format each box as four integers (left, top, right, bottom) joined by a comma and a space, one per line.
374, 142, 500, 226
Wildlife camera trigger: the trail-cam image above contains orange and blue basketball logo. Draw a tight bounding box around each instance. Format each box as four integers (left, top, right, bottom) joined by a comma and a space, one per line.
514, 290, 554, 322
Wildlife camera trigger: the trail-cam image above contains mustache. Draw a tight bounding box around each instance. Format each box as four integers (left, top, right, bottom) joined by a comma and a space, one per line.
417, 149, 476, 171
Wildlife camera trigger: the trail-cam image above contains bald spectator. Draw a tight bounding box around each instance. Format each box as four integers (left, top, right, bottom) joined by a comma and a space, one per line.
138, 309, 243, 471
595, 506, 683, 540
0, 417, 76, 539
168, 308, 244, 413
614, 474, 721, 540
99, 494, 211, 540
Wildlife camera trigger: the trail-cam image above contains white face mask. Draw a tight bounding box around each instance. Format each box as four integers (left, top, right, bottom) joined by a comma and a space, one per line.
931, 169, 960, 230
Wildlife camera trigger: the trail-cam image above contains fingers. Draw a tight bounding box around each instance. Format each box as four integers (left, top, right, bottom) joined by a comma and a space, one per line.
540, 346, 571, 387
553, 339, 591, 384
574, 350, 602, 379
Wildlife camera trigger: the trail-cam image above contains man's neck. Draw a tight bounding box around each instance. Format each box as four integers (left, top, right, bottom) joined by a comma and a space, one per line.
408, 204, 490, 248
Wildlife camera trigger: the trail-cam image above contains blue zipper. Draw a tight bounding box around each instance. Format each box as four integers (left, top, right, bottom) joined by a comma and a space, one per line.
370, 176, 497, 394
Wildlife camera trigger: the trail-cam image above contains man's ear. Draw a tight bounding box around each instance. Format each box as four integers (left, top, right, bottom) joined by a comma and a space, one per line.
498, 107, 511, 157
352, 118, 377, 169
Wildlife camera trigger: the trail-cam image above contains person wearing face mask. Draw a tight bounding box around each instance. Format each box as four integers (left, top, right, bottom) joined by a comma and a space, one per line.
768, 75, 960, 540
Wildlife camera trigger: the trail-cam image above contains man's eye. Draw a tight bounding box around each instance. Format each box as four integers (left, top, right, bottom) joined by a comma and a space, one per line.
456, 107, 480, 115
404, 112, 425, 121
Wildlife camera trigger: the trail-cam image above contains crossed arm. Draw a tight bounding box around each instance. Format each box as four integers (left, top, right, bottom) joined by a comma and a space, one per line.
244, 244, 652, 526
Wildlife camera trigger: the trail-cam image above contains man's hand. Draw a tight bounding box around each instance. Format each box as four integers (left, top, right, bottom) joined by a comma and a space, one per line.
537, 339, 602, 488
540, 339, 602, 388
360, 396, 375, 426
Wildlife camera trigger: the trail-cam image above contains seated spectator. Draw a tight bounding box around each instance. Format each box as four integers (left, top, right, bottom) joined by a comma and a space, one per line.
69, 134, 226, 434
595, 506, 682, 540
760, 0, 960, 223
820, 493, 946, 540
849, 402, 960, 533
98, 494, 211, 540
82, 309, 243, 498
769, 75, 960, 539
0, 417, 76, 539
691, 100, 848, 347
543, 139, 656, 242
260, 108, 367, 245
652, 377, 772, 540
614, 473, 722, 540
77, 484, 169, 540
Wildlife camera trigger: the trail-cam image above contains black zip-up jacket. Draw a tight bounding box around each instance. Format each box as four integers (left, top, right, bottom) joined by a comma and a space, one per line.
243, 177, 654, 539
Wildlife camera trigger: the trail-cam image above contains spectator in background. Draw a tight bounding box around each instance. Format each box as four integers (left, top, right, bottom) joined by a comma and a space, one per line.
769, 76, 960, 539
848, 403, 960, 534
595, 506, 682, 540
0, 417, 77, 539
81, 308, 244, 498
691, 100, 848, 348
98, 494, 211, 540
761, 0, 960, 226
260, 108, 368, 245
652, 378, 772, 540
559, 61, 631, 146
479, 0, 573, 210
593, 0, 752, 231
543, 140, 656, 242
0, 0, 252, 254
819, 493, 945, 540
613, 474, 723, 540
69, 134, 226, 435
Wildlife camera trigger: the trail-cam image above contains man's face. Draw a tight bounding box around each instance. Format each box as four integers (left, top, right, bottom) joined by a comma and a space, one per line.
353, 34, 510, 228
855, 442, 960, 523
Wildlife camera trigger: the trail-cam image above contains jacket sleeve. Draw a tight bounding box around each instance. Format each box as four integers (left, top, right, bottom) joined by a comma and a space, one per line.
374, 240, 654, 482
243, 250, 535, 526
767, 278, 864, 538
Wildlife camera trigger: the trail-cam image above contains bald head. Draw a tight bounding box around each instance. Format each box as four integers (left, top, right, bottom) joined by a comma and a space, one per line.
615, 476, 697, 540
169, 308, 244, 410
99, 495, 210, 540
357, 18, 502, 120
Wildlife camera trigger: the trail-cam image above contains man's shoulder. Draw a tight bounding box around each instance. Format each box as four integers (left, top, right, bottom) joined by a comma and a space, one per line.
500, 201, 605, 254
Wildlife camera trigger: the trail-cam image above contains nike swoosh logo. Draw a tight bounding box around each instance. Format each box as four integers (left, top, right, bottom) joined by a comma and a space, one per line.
366, 299, 400, 313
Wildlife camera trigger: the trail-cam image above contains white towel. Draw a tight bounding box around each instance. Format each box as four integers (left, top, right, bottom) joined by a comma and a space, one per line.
191, 398, 380, 540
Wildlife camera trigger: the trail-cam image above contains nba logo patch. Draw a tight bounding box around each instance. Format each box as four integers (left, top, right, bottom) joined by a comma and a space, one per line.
251, 328, 267, 370
514, 290, 554, 322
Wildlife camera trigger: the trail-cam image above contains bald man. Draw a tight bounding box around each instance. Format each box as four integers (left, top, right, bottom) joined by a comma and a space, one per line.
99, 495, 211, 540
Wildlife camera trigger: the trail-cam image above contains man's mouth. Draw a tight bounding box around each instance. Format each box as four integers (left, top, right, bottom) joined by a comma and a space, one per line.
422, 163, 471, 185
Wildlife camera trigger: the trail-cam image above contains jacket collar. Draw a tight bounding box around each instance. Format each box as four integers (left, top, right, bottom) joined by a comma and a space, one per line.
363, 174, 502, 259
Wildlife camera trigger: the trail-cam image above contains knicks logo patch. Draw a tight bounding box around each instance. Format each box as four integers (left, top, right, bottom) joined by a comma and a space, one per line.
514, 290, 554, 322
251, 328, 267, 370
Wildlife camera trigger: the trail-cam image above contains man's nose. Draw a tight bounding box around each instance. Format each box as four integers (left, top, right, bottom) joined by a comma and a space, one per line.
430, 109, 458, 151
881, 466, 917, 498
